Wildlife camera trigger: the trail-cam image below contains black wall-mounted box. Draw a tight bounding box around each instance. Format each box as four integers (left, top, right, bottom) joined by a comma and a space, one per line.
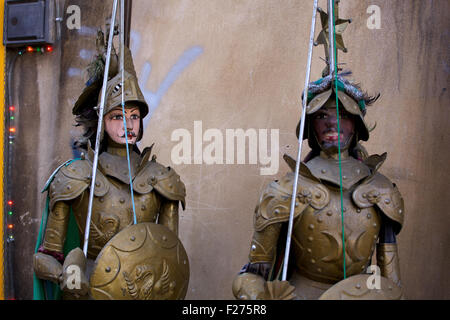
3, 0, 55, 47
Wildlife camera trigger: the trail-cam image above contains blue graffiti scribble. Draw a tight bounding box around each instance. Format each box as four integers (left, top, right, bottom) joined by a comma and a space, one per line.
79, 49, 95, 60
67, 67, 82, 77
77, 25, 97, 36
139, 46, 204, 129
130, 31, 141, 57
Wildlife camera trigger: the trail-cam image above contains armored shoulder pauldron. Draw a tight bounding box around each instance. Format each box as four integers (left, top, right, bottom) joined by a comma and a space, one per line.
45, 151, 186, 210
254, 171, 330, 231
353, 172, 404, 233
133, 160, 186, 209
47, 159, 109, 210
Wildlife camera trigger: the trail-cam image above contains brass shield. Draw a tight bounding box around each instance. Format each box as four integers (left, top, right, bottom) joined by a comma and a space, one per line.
89, 222, 189, 300
318, 274, 403, 300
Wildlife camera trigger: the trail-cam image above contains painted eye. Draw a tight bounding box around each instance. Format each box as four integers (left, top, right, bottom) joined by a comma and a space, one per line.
315, 113, 327, 119
130, 114, 140, 120
111, 114, 123, 120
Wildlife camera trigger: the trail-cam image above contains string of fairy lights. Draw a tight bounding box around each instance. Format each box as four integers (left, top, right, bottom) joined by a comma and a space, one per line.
4, 44, 53, 299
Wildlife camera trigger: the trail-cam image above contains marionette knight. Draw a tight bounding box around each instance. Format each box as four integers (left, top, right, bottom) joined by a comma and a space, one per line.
232, 3, 405, 300
32, 27, 189, 300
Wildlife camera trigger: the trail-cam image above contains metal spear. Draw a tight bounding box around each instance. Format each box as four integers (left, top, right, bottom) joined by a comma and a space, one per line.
281, 0, 319, 281
82, 0, 119, 257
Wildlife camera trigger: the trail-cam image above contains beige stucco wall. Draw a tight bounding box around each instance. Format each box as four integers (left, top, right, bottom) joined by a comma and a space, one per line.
9, 0, 449, 299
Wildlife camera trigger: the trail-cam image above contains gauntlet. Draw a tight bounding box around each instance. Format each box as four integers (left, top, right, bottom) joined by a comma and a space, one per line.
376, 243, 401, 287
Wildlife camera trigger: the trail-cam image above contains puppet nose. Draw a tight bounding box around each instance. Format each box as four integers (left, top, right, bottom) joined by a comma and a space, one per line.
326, 116, 338, 127
124, 117, 134, 130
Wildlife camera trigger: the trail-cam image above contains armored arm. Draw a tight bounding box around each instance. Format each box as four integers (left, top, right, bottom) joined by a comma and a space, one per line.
34, 200, 90, 296
159, 200, 179, 236
233, 215, 300, 300
138, 161, 185, 235
377, 214, 402, 287
34, 199, 84, 286
232, 222, 281, 300
34, 200, 89, 295
34, 160, 91, 293
232, 220, 284, 300
34, 200, 71, 284
33, 201, 70, 284
374, 181, 404, 288
243, 222, 282, 280
40, 201, 71, 258
233, 173, 311, 300
235, 221, 282, 283
353, 171, 404, 288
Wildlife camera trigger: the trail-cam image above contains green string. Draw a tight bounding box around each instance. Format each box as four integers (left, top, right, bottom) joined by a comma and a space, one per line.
331, 0, 347, 279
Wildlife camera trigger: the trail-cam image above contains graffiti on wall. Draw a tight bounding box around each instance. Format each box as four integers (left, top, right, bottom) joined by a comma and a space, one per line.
68, 29, 203, 158
130, 31, 203, 128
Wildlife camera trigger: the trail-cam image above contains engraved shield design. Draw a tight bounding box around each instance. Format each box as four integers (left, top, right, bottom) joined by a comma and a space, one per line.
318, 274, 403, 300
89, 222, 189, 300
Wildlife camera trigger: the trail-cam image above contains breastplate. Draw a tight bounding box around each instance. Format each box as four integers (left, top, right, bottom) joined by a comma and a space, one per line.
71, 177, 161, 259
291, 186, 380, 284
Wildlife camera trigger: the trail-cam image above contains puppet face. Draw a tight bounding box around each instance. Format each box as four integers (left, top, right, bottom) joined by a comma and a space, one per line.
104, 104, 141, 145
312, 100, 355, 154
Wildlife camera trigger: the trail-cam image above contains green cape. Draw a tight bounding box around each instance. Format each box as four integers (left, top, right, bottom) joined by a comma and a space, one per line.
33, 159, 81, 300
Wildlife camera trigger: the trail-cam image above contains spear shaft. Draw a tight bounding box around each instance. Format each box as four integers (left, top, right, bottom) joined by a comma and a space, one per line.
83, 0, 119, 257
281, 0, 318, 281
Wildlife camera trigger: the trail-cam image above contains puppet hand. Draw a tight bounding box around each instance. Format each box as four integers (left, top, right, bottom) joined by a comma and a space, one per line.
59, 248, 89, 296
232, 272, 266, 300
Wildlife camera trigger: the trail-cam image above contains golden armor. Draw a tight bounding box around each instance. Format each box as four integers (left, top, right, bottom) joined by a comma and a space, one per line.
33, 27, 189, 300
90, 222, 189, 300
233, 62, 404, 300
41, 145, 185, 259
233, 3, 404, 298
233, 152, 404, 300
34, 144, 187, 299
